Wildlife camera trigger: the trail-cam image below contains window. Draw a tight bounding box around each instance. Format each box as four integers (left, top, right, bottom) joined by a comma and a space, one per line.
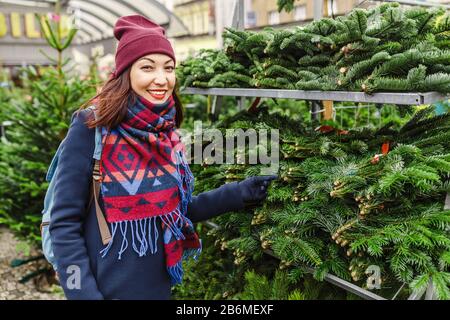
294, 5, 306, 21
268, 11, 279, 25
204, 11, 209, 33
246, 11, 256, 28
184, 15, 193, 33
194, 12, 204, 34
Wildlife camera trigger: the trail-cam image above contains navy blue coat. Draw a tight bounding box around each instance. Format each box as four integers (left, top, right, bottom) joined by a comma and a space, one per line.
49, 109, 245, 300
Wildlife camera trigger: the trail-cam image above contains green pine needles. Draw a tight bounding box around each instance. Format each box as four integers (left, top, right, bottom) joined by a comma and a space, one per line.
190, 106, 450, 299
178, 4, 450, 94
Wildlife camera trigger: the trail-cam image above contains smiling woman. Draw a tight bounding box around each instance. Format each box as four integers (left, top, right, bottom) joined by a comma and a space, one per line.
47, 14, 277, 300
130, 54, 176, 104
80, 15, 183, 130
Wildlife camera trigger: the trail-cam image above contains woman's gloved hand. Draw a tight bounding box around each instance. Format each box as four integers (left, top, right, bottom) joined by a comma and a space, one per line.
238, 175, 278, 207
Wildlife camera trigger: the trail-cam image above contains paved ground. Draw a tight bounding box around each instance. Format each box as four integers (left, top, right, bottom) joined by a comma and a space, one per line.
0, 226, 65, 300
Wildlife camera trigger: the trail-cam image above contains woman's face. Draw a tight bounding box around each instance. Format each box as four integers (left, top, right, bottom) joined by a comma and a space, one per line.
130, 53, 176, 104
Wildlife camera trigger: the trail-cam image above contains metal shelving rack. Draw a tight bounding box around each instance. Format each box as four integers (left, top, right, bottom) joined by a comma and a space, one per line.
182, 87, 449, 110
181, 87, 449, 301
180, 0, 450, 301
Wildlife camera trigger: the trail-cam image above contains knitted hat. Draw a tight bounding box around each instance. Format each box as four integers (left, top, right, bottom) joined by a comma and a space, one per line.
112, 15, 176, 78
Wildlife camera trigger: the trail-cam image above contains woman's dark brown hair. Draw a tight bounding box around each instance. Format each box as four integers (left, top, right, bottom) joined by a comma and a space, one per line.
80, 67, 183, 129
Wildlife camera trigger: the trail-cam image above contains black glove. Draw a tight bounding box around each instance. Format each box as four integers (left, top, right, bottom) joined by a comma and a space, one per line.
238, 175, 278, 207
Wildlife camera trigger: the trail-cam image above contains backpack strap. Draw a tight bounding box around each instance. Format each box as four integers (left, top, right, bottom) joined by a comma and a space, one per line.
87, 105, 103, 160
86, 105, 112, 245
93, 160, 112, 245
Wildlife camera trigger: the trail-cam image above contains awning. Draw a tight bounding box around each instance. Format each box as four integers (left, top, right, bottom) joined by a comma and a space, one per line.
0, 0, 190, 44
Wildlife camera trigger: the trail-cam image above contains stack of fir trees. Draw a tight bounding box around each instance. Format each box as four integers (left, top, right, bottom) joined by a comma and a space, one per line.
177, 3, 450, 94
187, 106, 450, 299
176, 49, 253, 89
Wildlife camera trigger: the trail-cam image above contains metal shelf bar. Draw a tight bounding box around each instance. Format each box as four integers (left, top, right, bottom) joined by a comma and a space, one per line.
421, 92, 450, 105
203, 221, 386, 300
369, 0, 450, 10
301, 266, 386, 300
182, 88, 449, 106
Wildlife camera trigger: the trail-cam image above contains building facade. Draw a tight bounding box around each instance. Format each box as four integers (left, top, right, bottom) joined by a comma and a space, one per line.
0, 0, 189, 78
1, 0, 447, 79
247, 0, 363, 30
171, 0, 216, 62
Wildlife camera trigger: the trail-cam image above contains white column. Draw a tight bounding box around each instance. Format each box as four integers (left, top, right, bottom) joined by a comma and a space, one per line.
314, 0, 324, 20
215, 0, 245, 48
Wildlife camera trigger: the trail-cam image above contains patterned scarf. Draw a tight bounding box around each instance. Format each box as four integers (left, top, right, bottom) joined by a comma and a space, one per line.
98, 94, 201, 286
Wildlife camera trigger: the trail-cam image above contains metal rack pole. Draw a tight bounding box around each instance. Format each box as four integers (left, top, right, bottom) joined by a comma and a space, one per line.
231, 0, 245, 30
311, 0, 323, 122
207, 0, 246, 121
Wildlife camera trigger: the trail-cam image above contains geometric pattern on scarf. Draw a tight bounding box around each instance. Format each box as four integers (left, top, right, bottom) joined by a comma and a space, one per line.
98, 94, 201, 286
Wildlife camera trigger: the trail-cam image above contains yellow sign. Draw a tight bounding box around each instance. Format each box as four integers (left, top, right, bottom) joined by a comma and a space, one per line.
0, 13, 5, 37
0, 12, 71, 39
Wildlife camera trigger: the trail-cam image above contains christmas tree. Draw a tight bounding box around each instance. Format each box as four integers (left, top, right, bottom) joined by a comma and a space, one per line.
0, 12, 98, 245
186, 105, 450, 299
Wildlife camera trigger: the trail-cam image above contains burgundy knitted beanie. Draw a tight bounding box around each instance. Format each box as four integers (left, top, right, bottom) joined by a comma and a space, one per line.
112, 15, 176, 78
